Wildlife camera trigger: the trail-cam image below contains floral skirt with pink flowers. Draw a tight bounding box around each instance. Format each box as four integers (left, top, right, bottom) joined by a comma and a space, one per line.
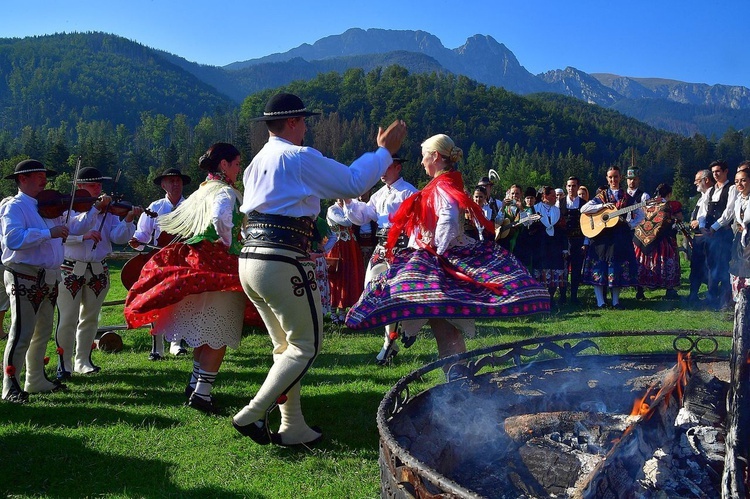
345, 240, 549, 330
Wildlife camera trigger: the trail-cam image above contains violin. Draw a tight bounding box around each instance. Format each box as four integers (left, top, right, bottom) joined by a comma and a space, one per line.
105, 199, 157, 219
36, 189, 98, 219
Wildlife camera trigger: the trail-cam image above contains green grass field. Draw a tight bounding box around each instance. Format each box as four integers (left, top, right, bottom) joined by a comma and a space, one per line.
0, 256, 734, 498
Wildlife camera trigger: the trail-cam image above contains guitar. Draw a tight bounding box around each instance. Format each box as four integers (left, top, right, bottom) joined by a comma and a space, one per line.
580, 198, 660, 238
495, 213, 542, 241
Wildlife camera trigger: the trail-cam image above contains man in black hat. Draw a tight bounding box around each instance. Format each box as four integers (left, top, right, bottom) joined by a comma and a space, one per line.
477, 176, 504, 225
232, 92, 406, 446
1, 160, 103, 402
130, 167, 191, 359
343, 155, 417, 364
55, 167, 142, 379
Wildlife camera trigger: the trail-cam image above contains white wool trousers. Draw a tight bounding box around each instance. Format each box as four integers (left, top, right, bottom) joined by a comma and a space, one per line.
55, 262, 110, 374
237, 246, 322, 424
2, 266, 58, 398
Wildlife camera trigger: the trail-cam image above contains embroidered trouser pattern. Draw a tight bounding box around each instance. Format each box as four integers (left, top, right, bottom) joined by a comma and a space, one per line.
55, 264, 110, 374
237, 247, 322, 426
2, 269, 58, 398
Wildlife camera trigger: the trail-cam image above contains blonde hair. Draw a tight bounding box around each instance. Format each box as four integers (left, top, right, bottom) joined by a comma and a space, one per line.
421, 134, 463, 166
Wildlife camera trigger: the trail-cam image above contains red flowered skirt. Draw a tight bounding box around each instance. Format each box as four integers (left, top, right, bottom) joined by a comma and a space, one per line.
326, 238, 365, 309
634, 237, 680, 289
125, 240, 262, 330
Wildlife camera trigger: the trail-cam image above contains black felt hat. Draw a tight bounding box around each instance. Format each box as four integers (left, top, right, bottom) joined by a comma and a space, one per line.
4, 159, 58, 180
477, 176, 493, 187
76, 167, 112, 183
251, 93, 321, 122
153, 167, 191, 186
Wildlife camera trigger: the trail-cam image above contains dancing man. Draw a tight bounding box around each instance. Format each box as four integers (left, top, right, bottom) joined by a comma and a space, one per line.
232, 92, 406, 447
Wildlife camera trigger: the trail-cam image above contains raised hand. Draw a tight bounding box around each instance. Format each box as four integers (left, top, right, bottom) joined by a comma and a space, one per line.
376, 120, 407, 155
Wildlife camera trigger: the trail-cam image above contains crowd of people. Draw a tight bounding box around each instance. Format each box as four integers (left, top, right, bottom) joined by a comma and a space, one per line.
1, 92, 747, 451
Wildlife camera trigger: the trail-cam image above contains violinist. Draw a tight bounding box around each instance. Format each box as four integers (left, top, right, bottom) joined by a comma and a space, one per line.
55, 167, 142, 380
1, 160, 102, 403
129, 167, 191, 360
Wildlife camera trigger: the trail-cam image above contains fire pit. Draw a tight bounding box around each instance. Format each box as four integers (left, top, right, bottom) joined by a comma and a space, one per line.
378, 330, 732, 498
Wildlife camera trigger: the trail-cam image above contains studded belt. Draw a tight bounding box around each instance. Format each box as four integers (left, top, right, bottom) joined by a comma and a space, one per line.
243, 212, 315, 254
375, 228, 409, 249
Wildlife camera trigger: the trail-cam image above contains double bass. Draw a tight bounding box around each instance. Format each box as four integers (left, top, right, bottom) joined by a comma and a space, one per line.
121, 231, 176, 291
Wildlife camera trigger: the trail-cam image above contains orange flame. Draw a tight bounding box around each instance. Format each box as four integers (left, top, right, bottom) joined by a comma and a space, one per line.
629, 352, 693, 420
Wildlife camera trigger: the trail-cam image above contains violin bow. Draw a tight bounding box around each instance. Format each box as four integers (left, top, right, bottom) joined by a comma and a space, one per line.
64, 156, 82, 226
92, 168, 122, 250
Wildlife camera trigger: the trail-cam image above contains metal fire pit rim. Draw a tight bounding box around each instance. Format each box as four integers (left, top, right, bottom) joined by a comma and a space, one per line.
377, 329, 730, 497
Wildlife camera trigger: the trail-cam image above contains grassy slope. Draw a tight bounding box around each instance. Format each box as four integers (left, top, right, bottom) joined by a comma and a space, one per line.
0, 257, 733, 498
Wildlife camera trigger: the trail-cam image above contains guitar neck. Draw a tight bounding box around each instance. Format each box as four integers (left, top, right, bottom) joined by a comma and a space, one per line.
608, 198, 651, 218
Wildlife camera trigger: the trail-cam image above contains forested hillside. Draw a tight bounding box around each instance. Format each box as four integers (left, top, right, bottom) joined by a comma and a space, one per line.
1, 65, 749, 209
0, 33, 235, 130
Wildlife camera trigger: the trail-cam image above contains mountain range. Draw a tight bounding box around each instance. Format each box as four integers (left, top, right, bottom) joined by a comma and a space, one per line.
1, 29, 748, 137
212, 28, 750, 137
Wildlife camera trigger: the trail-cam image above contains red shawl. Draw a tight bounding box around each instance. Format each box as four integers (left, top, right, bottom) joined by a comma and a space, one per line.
385, 169, 506, 293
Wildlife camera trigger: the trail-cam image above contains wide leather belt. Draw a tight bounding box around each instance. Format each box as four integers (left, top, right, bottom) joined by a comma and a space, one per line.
375, 228, 408, 249
243, 212, 315, 253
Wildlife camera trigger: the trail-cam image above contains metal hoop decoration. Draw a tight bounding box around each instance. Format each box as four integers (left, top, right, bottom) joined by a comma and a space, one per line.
673, 334, 719, 355
673, 334, 694, 353
694, 336, 719, 355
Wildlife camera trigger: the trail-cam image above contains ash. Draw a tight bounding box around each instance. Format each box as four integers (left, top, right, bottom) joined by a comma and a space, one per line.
386, 358, 729, 498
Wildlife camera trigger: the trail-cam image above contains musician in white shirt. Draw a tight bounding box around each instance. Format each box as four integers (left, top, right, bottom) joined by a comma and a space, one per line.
344, 157, 417, 364
1, 160, 102, 402
129, 167, 191, 359
580, 166, 643, 309
55, 167, 140, 379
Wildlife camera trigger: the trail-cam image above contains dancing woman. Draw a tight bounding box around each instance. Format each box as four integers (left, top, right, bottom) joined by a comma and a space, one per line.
346, 134, 549, 379
125, 142, 261, 413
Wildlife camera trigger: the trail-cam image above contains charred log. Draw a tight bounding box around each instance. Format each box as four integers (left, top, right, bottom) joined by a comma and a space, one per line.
722, 288, 750, 498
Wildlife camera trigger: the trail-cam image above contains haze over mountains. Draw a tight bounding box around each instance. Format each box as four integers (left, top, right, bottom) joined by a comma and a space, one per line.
1, 28, 748, 137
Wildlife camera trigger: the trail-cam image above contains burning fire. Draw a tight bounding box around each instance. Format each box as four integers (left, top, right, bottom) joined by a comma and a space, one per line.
629, 352, 693, 421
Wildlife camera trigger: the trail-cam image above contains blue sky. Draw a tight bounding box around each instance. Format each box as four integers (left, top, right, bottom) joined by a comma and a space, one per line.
1, 0, 748, 87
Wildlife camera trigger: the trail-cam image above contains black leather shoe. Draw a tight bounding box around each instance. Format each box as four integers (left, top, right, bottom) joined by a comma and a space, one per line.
401, 333, 416, 349
184, 385, 194, 399
56, 369, 72, 380
148, 352, 163, 361
51, 380, 68, 392
233, 419, 271, 445
270, 426, 324, 448
3, 390, 30, 404
187, 393, 220, 414
446, 364, 471, 383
